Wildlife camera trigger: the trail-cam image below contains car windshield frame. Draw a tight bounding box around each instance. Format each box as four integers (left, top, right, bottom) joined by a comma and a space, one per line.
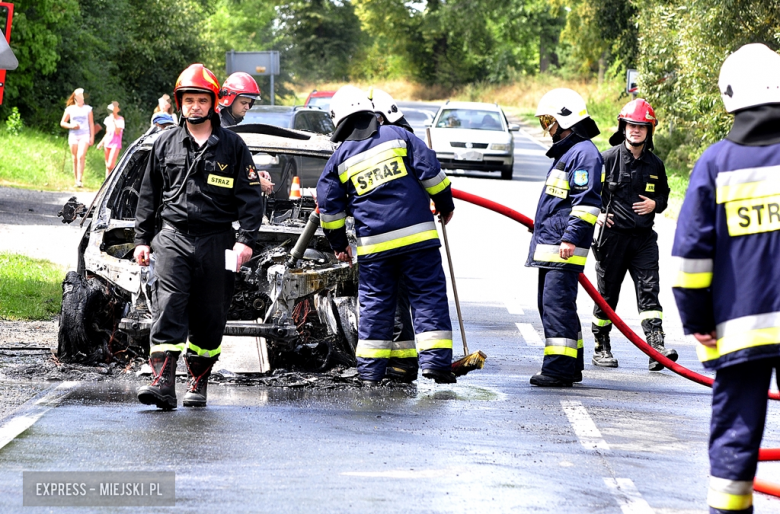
435, 108, 506, 131
243, 111, 293, 128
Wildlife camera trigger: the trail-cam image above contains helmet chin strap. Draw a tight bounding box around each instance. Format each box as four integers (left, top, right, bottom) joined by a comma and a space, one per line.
185, 108, 214, 125
627, 138, 645, 148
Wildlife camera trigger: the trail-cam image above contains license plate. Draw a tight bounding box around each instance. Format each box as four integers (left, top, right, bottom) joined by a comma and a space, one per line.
454, 150, 483, 162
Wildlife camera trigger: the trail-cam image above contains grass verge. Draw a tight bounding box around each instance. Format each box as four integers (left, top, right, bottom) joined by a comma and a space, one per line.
0, 128, 108, 192
0, 253, 63, 321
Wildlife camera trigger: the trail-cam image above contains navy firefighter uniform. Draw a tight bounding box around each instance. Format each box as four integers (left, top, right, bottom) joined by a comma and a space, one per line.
529, 88, 603, 387
317, 87, 456, 384
672, 43, 780, 514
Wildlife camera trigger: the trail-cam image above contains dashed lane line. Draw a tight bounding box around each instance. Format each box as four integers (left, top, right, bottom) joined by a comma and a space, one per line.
504, 300, 525, 315
0, 381, 79, 451
516, 323, 543, 347
560, 399, 610, 450
603, 478, 655, 514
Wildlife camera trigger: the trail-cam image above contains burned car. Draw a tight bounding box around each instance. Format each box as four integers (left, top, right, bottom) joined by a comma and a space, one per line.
58, 124, 359, 372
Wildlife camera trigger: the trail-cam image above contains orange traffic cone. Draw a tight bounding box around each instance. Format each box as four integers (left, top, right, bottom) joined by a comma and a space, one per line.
289, 176, 302, 200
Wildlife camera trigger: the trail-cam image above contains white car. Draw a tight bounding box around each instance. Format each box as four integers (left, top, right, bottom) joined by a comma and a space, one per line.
428, 101, 519, 180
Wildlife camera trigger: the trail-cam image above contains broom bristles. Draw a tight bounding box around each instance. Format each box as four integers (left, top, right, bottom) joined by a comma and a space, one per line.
451, 350, 487, 377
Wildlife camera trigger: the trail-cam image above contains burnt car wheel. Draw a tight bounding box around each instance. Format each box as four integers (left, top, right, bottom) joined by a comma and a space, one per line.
274, 159, 297, 199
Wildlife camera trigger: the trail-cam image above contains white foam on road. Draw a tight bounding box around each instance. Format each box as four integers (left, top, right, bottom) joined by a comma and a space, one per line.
603, 478, 655, 514
0, 381, 79, 451
516, 323, 543, 347
560, 400, 610, 450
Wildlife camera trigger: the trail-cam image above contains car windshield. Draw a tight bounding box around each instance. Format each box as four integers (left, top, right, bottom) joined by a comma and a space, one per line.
436, 108, 504, 131
243, 111, 293, 128
307, 97, 332, 110
404, 110, 433, 122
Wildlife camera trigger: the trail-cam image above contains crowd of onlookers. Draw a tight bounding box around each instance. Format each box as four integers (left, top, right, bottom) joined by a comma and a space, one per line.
59, 88, 177, 187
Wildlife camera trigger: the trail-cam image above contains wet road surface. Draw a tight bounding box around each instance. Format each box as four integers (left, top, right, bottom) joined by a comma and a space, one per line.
0, 122, 779, 513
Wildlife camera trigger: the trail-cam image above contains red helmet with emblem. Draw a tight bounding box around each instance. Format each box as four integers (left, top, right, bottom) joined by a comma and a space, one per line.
219, 72, 261, 108
173, 63, 222, 111
609, 98, 658, 148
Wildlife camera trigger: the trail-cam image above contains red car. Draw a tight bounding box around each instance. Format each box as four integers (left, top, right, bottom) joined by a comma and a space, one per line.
304, 90, 336, 112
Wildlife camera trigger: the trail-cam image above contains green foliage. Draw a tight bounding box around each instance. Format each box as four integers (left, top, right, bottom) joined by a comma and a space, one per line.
5, 107, 23, 136
0, 253, 63, 321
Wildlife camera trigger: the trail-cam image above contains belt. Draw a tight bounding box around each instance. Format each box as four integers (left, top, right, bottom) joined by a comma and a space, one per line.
161, 222, 232, 237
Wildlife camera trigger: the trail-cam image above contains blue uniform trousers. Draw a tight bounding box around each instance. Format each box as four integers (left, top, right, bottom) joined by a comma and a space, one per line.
356, 247, 453, 381
538, 268, 584, 381
708, 358, 780, 514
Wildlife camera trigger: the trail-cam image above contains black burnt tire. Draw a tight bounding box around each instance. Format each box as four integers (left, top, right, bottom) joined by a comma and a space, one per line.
58, 272, 115, 363
274, 159, 297, 199
500, 163, 514, 180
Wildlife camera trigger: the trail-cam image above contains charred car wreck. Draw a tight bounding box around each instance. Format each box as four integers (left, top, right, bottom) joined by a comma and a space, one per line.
58, 124, 360, 372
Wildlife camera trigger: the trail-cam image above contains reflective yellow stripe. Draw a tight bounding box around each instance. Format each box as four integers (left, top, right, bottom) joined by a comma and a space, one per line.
389, 348, 418, 358
187, 342, 221, 358
417, 330, 453, 351
715, 165, 780, 204
150, 343, 185, 355
639, 310, 663, 320
544, 346, 578, 358
356, 339, 392, 359
571, 206, 599, 225
577, 333, 583, 349
320, 212, 346, 230
533, 244, 588, 266
707, 477, 753, 511
339, 146, 408, 183
357, 222, 439, 256
417, 339, 452, 351
593, 318, 612, 327
421, 172, 451, 195
672, 257, 714, 288
545, 171, 570, 190
697, 311, 780, 362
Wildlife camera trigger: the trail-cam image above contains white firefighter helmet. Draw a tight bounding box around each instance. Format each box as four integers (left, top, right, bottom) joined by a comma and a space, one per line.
535, 88, 590, 130
329, 85, 374, 127
368, 87, 403, 124
718, 43, 780, 113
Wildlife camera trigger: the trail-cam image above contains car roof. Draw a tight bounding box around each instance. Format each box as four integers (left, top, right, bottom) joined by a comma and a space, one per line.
439, 101, 502, 111
308, 90, 336, 98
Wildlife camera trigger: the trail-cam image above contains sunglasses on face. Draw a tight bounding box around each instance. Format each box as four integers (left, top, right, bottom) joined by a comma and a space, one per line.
538, 114, 557, 134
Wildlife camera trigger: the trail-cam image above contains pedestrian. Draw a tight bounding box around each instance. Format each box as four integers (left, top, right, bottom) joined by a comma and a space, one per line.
96, 101, 125, 177
317, 85, 456, 385
219, 72, 261, 127
590, 99, 678, 370
151, 112, 175, 131
59, 88, 94, 187
528, 88, 603, 387
672, 43, 780, 514
150, 93, 178, 126
133, 63, 273, 410
367, 87, 418, 383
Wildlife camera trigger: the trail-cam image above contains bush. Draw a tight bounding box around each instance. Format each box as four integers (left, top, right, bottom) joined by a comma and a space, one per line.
5, 107, 23, 136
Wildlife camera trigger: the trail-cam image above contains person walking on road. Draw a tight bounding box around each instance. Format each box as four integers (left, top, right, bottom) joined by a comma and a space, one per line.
133, 63, 271, 410
317, 85, 456, 385
591, 99, 678, 370
219, 72, 261, 127
528, 88, 603, 387
672, 43, 780, 514
96, 101, 125, 177
60, 88, 94, 188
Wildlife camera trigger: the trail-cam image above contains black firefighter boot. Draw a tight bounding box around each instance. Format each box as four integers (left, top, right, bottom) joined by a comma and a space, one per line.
592, 333, 619, 368
647, 330, 679, 371
183, 354, 218, 407
137, 351, 179, 410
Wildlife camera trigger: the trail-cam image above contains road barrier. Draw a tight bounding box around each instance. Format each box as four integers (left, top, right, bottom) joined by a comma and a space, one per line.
451, 187, 780, 499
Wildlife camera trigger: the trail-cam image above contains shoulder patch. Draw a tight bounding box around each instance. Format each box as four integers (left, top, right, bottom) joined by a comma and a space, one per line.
573, 169, 589, 186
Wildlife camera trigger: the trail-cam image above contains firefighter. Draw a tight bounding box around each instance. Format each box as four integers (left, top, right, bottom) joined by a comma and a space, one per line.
219, 72, 261, 127
317, 85, 456, 385
591, 99, 678, 370
672, 43, 780, 514
367, 87, 418, 383
529, 88, 603, 387
133, 63, 271, 410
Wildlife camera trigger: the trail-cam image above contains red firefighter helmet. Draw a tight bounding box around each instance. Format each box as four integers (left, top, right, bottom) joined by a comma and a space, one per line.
609, 98, 658, 148
219, 72, 261, 108
173, 63, 222, 110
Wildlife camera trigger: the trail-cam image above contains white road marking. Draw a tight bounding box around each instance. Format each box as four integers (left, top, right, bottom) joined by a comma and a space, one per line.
514, 148, 547, 157
560, 400, 610, 450
342, 469, 457, 478
0, 381, 79, 451
504, 299, 525, 315
603, 478, 655, 514
516, 323, 543, 347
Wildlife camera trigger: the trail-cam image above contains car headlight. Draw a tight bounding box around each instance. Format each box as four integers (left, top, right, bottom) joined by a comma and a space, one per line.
490, 143, 509, 151
253, 153, 279, 166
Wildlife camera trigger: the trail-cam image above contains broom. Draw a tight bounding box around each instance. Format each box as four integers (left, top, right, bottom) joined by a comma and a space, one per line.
425, 127, 487, 376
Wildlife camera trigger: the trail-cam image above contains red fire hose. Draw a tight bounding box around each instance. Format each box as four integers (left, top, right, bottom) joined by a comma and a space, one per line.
451, 187, 780, 498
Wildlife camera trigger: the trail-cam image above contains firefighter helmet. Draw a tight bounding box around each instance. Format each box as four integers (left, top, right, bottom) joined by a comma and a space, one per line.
219, 72, 261, 108
718, 43, 780, 113
368, 87, 403, 124
173, 63, 222, 111
329, 85, 374, 127
609, 98, 658, 147
535, 88, 591, 130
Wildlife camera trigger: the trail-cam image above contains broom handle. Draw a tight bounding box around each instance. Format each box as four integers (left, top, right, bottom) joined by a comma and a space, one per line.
440, 220, 469, 355
425, 127, 468, 355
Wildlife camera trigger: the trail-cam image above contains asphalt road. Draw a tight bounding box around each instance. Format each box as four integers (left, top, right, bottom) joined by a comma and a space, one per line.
0, 119, 779, 513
